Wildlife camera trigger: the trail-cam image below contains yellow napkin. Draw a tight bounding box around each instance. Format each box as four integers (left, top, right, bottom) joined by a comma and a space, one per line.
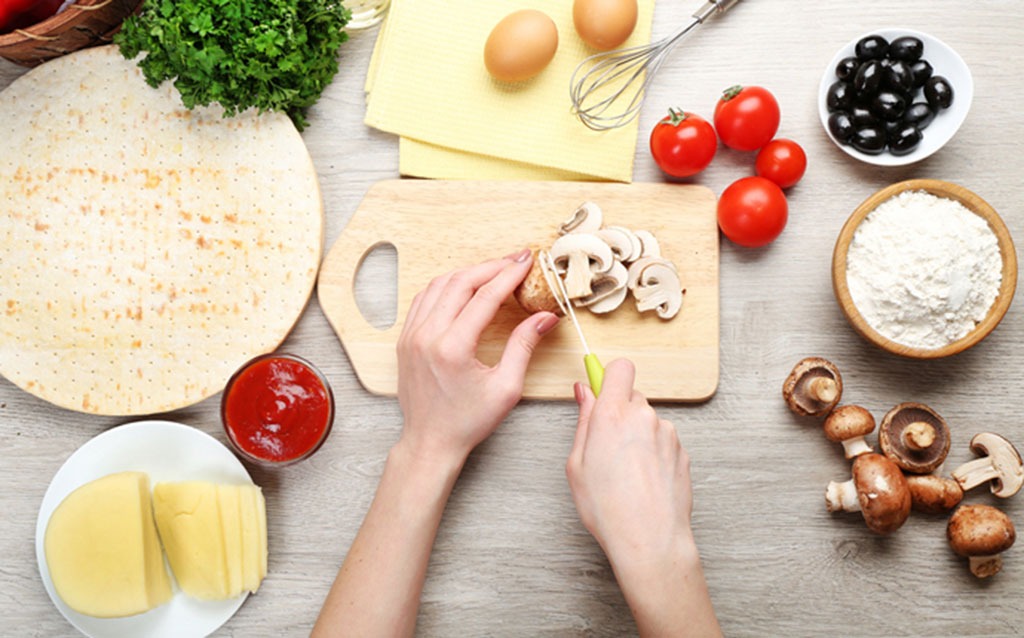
365, 0, 656, 182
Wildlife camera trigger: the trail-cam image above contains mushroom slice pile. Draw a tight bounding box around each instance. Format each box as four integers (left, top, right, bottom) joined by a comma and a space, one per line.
547, 201, 683, 319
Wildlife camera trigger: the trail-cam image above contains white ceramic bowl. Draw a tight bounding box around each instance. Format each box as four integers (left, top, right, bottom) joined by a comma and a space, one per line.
818, 28, 973, 166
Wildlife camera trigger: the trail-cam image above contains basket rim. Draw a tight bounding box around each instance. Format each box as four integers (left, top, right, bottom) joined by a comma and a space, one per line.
0, 0, 128, 47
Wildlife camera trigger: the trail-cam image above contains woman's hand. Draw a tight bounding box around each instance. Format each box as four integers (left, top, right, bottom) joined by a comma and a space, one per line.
566, 359, 722, 637
566, 359, 694, 564
396, 249, 559, 467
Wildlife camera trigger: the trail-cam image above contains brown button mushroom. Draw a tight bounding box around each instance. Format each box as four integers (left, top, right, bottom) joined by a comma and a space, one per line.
823, 405, 875, 458
514, 250, 565, 316
947, 504, 1016, 578
783, 357, 842, 417
878, 402, 951, 474
825, 453, 911, 534
951, 432, 1024, 498
906, 474, 964, 514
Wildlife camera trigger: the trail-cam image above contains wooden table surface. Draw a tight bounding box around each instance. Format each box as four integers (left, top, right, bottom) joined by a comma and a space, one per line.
3, 1, 1023, 636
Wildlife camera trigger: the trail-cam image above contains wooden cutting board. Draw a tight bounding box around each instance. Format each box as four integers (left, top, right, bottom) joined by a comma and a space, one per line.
318, 180, 719, 402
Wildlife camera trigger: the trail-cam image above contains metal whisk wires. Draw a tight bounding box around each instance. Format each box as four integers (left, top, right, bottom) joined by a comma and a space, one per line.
569, 0, 740, 131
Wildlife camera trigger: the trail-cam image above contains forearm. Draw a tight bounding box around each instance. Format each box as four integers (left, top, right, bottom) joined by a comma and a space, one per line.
609, 537, 722, 638
312, 437, 464, 638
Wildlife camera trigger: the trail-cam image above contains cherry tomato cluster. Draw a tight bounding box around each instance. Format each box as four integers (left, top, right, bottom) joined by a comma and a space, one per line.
0, 0, 63, 34
648, 85, 806, 248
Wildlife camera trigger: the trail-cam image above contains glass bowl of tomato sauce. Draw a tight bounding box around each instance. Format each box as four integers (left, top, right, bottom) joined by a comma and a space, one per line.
221, 353, 335, 466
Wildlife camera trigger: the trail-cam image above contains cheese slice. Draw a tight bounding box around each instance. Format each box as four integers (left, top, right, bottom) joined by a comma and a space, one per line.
153, 481, 229, 600
239, 485, 262, 593
255, 485, 268, 580
44, 471, 172, 618
217, 485, 244, 599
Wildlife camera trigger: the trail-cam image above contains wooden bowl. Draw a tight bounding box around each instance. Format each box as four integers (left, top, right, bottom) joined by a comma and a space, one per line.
832, 179, 1017, 359
0, 0, 143, 67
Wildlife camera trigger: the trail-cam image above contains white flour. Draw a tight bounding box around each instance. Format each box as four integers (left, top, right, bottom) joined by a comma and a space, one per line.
845, 190, 1003, 349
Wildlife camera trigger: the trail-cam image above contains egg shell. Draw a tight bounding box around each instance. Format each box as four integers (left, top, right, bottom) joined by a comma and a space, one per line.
484, 9, 559, 83
573, 0, 638, 51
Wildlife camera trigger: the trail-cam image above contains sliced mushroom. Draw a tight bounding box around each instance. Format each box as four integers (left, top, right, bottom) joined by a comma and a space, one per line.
952, 433, 1024, 498
576, 261, 629, 313
635, 230, 661, 258
947, 504, 1016, 578
595, 227, 636, 262
605, 226, 643, 262
548, 233, 614, 299
782, 357, 842, 417
823, 405, 875, 459
627, 256, 676, 291
631, 259, 683, 319
825, 453, 911, 535
906, 474, 963, 514
559, 201, 603, 235
878, 402, 951, 474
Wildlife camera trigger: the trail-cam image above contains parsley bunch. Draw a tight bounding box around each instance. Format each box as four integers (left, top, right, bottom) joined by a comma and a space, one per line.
116, 0, 350, 130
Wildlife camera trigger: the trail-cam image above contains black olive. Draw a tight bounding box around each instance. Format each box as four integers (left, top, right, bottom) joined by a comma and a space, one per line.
855, 35, 889, 60
835, 56, 860, 82
925, 76, 954, 110
909, 59, 933, 88
889, 36, 924, 62
884, 118, 902, 139
828, 111, 856, 143
903, 102, 936, 130
884, 60, 915, 94
849, 105, 877, 127
826, 81, 855, 112
889, 124, 923, 156
853, 60, 883, 97
871, 91, 907, 122
851, 125, 887, 154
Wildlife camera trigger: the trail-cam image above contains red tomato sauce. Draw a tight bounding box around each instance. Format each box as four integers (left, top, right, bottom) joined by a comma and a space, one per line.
222, 355, 334, 465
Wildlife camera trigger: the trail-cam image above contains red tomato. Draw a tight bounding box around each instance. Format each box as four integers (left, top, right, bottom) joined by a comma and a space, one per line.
755, 138, 807, 189
717, 176, 788, 247
649, 108, 717, 178
713, 85, 781, 152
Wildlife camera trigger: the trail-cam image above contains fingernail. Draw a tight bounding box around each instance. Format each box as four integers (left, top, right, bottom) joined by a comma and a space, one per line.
510, 248, 531, 263
573, 382, 585, 405
536, 312, 559, 335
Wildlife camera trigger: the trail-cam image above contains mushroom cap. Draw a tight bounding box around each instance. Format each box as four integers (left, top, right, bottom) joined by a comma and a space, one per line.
947, 504, 1016, 557
513, 251, 564, 316
851, 453, 911, 534
823, 405, 875, 443
878, 402, 951, 474
906, 474, 964, 514
595, 227, 636, 263
782, 357, 843, 417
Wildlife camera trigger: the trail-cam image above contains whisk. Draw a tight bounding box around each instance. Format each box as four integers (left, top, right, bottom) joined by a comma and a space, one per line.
569, 0, 741, 131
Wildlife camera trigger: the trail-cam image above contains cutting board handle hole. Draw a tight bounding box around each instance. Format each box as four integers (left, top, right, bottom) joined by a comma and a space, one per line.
354, 241, 398, 331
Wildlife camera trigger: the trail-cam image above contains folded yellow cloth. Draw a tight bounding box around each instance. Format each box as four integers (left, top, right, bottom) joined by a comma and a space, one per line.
365, 0, 656, 182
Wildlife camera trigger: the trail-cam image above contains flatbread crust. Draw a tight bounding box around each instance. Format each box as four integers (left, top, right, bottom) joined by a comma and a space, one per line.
0, 46, 324, 415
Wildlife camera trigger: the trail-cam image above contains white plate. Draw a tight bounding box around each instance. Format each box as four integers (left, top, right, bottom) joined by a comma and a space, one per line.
35, 420, 254, 638
818, 28, 973, 166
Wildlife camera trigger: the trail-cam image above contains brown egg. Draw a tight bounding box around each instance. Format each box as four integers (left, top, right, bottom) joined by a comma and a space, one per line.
573, 0, 638, 51
484, 9, 559, 83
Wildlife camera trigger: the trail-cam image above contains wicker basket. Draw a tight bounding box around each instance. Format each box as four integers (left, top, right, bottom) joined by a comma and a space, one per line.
0, 0, 144, 67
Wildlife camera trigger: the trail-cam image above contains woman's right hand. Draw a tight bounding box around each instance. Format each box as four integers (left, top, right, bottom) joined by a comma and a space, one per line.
566, 359, 722, 637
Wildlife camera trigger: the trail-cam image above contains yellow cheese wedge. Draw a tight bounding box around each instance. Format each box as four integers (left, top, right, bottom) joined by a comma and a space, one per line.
153, 481, 268, 600
44, 471, 172, 618
153, 481, 229, 600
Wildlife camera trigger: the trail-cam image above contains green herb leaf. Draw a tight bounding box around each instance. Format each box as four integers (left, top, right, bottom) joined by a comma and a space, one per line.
115, 0, 351, 130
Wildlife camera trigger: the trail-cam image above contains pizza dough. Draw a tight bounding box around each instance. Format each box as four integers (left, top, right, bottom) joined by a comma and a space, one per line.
0, 46, 324, 415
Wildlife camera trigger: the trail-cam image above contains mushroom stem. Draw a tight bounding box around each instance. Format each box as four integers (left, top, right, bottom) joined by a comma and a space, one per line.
809, 377, 838, 404
953, 457, 1001, 492
968, 554, 1003, 578
842, 437, 873, 459
903, 421, 937, 451
563, 252, 595, 298
825, 479, 860, 513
